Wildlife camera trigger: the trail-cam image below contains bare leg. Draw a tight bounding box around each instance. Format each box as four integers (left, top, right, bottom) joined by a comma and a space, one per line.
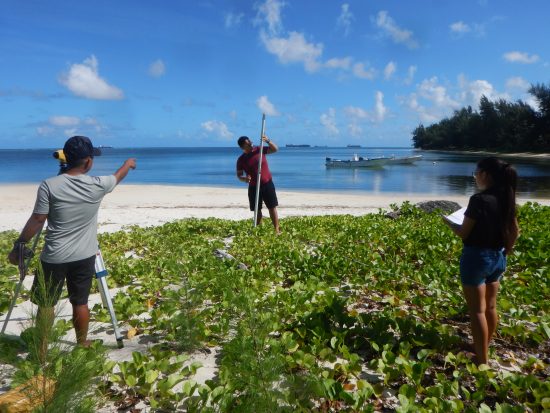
462, 284, 489, 364
485, 281, 500, 346
255, 210, 263, 226
72, 304, 90, 346
268, 207, 280, 233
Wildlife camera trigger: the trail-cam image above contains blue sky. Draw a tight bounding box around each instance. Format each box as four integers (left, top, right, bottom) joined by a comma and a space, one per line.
1, 0, 549, 148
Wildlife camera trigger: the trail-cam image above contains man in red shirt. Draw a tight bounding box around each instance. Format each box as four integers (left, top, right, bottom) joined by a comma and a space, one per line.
236, 135, 280, 233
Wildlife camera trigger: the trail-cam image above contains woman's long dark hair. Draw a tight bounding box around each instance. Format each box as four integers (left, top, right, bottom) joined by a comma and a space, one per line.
477, 157, 518, 247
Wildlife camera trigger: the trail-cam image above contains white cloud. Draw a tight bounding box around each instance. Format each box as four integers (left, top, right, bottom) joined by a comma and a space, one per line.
324, 57, 352, 70
320, 108, 339, 135
148, 59, 166, 78
504, 77, 538, 109
352, 62, 375, 80
505, 76, 530, 91
337, 3, 353, 36
36, 126, 54, 136
83, 117, 104, 133
457, 74, 509, 107
503, 51, 539, 64
404, 65, 417, 85
525, 96, 540, 111
255, 0, 381, 81
344, 106, 367, 137
201, 120, 233, 139
374, 91, 387, 122
403, 77, 460, 123
49, 116, 80, 126
466, 80, 498, 103
347, 123, 362, 137
384, 61, 396, 80
260, 31, 323, 73
256, 95, 280, 116
255, 0, 284, 35
36, 115, 104, 137
375, 11, 418, 49
450, 19, 491, 38
404, 75, 515, 124
418, 77, 460, 108
59, 55, 124, 100
449, 21, 471, 34
406, 94, 440, 123
225, 12, 244, 28
343, 92, 387, 124
255, 0, 374, 81
344, 106, 368, 120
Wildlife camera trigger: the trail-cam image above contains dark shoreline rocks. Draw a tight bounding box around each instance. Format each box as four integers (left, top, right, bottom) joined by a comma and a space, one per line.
386, 200, 462, 219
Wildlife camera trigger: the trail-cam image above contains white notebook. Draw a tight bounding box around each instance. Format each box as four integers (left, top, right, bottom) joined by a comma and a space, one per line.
443, 207, 467, 225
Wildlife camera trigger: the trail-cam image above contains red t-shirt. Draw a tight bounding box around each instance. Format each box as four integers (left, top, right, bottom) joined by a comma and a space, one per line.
236, 146, 272, 186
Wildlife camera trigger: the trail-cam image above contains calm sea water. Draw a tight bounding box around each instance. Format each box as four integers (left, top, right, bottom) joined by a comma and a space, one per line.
1, 147, 549, 197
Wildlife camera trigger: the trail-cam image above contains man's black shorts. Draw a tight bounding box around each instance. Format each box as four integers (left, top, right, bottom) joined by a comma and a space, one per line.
31, 256, 96, 306
248, 180, 279, 211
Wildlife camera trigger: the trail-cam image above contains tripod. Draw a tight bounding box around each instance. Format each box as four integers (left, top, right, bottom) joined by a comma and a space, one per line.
1, 235, 125, 348
95, 248, 124, 348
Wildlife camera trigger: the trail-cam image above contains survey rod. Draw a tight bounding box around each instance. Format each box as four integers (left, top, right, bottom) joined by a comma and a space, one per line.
253, 113, 267, 227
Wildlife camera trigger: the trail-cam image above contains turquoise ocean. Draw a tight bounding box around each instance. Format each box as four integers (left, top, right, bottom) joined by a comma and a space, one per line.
1, 147, 549, 198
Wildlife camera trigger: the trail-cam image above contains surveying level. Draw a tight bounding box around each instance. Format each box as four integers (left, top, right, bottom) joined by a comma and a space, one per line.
52, 149, 69, 174
95, 248, 124, 348
52, 149, 66, 163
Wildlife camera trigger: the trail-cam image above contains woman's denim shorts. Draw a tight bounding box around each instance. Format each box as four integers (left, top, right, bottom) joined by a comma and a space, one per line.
459, 246, 506, 286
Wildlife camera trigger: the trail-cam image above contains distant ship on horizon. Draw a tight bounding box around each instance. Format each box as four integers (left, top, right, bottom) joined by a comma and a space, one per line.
347, 144, 361, 148
285, 144, 311, 148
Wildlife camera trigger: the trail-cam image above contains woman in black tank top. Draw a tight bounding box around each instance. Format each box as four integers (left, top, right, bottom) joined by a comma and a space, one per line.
442, 157, 519, 365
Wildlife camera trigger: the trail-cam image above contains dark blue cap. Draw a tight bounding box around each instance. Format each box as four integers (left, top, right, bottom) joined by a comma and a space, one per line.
63, 136, 101, 164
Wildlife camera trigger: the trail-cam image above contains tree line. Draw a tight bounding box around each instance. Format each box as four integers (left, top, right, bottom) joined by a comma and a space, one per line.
412, 83, 550, 152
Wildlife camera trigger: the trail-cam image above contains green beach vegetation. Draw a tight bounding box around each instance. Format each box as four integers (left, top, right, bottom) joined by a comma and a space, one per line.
412, 83, 550, 152
1, 203, 549, 411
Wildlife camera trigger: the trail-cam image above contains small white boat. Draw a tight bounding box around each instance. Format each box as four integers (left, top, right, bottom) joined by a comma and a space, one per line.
325, 154, 388, 168
387, 155, 423, 164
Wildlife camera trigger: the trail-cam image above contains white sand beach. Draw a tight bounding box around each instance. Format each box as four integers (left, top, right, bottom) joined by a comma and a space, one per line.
1, 183, 549, 233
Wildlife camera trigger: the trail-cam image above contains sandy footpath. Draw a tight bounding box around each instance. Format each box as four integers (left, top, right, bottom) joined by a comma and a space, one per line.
1, 184, 549, 233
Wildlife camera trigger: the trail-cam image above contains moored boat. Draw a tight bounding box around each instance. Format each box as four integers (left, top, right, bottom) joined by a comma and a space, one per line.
387, 154, 422, 164
325, 154, 388, 168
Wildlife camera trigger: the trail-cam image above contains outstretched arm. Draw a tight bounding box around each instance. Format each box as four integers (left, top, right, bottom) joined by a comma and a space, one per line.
113, 158, 137, 184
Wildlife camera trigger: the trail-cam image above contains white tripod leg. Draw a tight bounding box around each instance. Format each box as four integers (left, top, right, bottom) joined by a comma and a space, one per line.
1, 280, 24, 334
95, 249, 124, 348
